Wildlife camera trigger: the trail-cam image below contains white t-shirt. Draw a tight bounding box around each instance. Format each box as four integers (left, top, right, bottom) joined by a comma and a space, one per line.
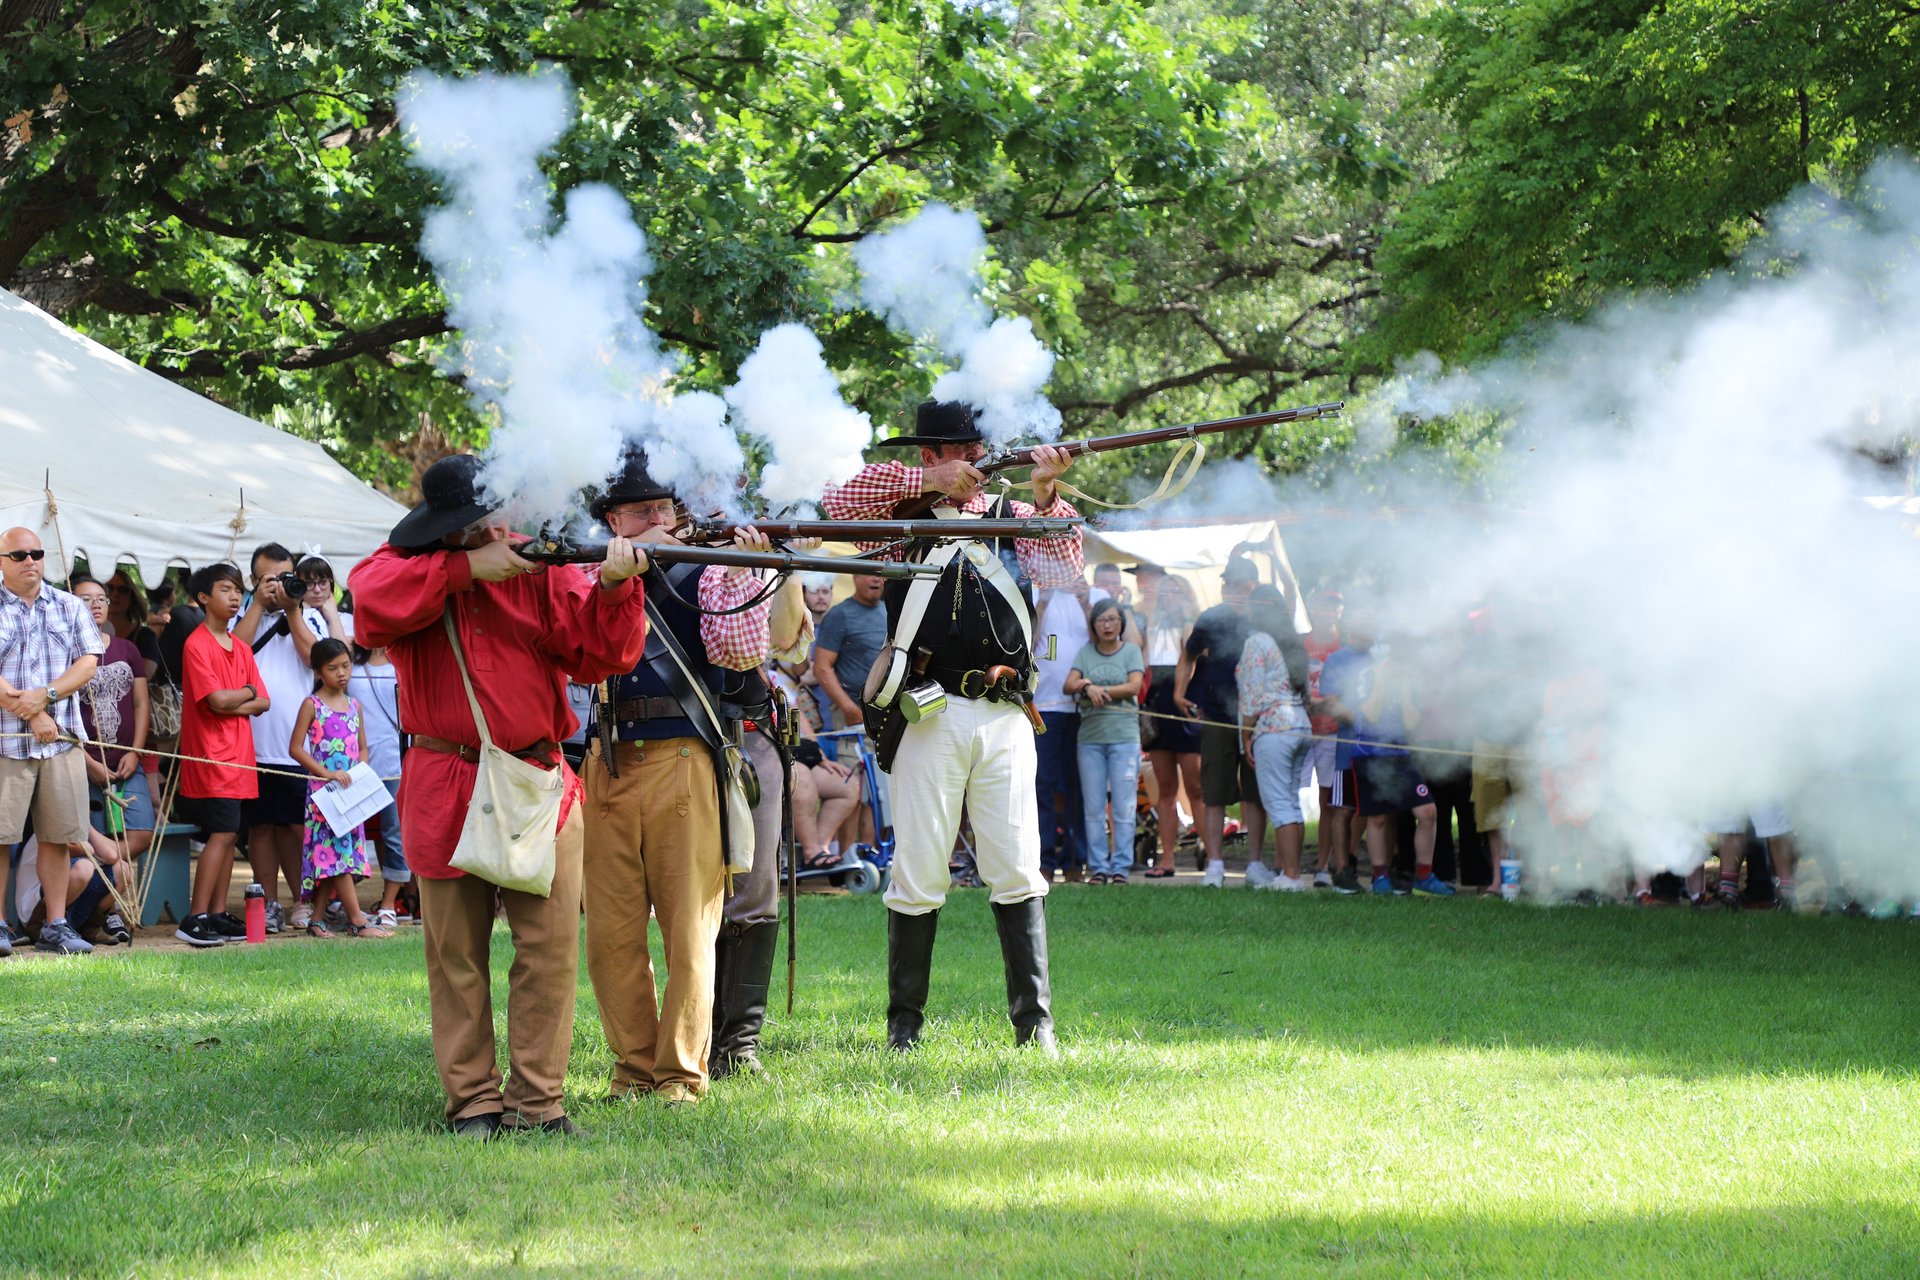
1032, 586, 1110, 713
347, 659, 402, 780
231, 605, 348, 765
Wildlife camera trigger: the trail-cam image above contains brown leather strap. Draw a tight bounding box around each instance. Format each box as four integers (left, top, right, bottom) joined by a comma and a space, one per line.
412, 735, 559, 765
607, 695, 686, 723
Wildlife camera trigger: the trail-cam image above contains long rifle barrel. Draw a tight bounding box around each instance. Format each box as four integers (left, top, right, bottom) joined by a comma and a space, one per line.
681, 517, 1083, 545
890, 401, 1343, 518
520, 539, 943, 579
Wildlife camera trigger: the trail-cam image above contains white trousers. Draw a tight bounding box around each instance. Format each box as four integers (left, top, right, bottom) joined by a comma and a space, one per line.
884, 695, 1048, 914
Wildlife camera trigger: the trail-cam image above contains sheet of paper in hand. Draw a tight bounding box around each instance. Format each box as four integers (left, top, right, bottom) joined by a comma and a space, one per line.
311, 762, 394, 839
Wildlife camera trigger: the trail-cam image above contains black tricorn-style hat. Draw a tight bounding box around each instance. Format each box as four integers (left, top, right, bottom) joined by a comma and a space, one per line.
588, 447, 675, 519
388, 454, 497, 551
876, 399, 985, 448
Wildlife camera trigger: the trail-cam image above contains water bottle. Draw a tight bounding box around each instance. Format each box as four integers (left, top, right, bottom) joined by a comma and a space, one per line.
1498, 858, 1522, 902
104, 787, 128, 837
244, 882, 267, 943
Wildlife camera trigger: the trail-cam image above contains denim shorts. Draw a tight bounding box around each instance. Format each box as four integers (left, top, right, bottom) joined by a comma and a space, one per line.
89, 769, 156, 834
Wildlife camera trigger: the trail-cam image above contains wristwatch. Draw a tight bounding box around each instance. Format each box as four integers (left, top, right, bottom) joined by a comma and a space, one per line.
44, 685, 60, 705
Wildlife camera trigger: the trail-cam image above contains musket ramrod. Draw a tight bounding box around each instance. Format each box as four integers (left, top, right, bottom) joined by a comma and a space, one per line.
519, 538, 943, 579
679, 517, 1083, 545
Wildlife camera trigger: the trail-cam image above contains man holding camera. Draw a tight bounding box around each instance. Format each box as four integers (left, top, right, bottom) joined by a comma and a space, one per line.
233, 542, 349, 932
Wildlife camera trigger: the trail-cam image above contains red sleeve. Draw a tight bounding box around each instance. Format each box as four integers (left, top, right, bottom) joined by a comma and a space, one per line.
237, 644, 264, 694
537, 565, 649, 683
183, 633, 223, 709
348, 543, 474, 648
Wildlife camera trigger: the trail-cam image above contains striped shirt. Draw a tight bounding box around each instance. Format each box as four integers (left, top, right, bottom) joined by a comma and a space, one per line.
0, 583, 107, 759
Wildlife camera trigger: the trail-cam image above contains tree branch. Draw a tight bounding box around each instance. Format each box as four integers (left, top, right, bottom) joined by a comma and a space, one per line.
150, 310, 451, 379
789, 135, 930, 238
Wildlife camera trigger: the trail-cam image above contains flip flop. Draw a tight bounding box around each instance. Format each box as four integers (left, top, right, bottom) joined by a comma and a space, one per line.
345, 923, 394, 939
306, 921, 334, 939
1144, 866, 1175, 879
801, 850, 843, 872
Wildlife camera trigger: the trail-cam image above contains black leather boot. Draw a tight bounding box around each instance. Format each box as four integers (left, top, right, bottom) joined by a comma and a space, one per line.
991, 897, 1059, 1057
710, 920, 779, 1079
886, 908, 940, 1050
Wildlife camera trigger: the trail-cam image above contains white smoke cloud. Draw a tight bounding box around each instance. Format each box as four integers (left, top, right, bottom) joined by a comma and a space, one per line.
724, 323, 872, 512
853, 202, 1062, 448
1287, 158, 1920, 900
400, 70, 743, 519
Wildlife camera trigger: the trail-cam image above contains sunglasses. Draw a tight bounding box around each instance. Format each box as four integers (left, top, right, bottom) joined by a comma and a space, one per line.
2, 549, 46, 563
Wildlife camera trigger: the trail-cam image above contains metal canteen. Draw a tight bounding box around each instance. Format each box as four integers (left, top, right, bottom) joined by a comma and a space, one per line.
897, 680, 949, 724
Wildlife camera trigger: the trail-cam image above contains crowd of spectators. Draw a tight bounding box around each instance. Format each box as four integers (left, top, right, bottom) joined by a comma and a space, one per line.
4, 527, 1906, 959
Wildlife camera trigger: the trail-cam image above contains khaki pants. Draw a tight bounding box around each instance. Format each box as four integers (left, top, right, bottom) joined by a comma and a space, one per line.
721, 730, 784, 929
582, 738, 725, 1095
417, 805, 584, 1125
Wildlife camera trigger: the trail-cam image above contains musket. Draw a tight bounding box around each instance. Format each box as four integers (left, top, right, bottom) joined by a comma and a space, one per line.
519, 537, 944, 579
890, 401, 1345, 518
679, 517, 1083, 545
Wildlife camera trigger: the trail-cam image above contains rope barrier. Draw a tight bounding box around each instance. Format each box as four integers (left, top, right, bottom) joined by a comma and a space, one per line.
0, 732, 401, 785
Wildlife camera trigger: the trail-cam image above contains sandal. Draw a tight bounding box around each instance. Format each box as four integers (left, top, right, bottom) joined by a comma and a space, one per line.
306, 921, 334, 939
345, 922, 394, 939
1144, 866, 1175, 878
801, 849, 843, 872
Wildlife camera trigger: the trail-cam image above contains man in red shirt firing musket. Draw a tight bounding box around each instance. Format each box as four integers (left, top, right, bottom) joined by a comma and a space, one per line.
351, 454, 649, 1140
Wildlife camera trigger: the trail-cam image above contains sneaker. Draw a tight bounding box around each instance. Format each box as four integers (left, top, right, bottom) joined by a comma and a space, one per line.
1634, 891, 1659, 908
0, 931, 11, 957
1312, 869, 1335, 890
175, 914, 225, 948
1869, 898, 1903, 920
102, 912, 133, 945
36, 919, 94, 955
1243, 861, 1279, 889
1264, 873, 1307, 892
263, 900, 286, 935
1331, 867, 1361, 895
1202, 863, 1226, 888
375, 907, 400, 929
1411, 874, 1457, 897
211, 912, 248, 939
1370, 875, 1404, 896
289, 904, 313, 930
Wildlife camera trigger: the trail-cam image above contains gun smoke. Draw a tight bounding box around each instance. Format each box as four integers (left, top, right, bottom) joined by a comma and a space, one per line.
1205, 160, 1920, 895
724, 323, 872, 513
400, 71, 742, 519
852, 202, 1063, 448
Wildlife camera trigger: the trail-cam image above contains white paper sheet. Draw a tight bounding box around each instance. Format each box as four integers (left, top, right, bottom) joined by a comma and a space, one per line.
310, 762, 393, 839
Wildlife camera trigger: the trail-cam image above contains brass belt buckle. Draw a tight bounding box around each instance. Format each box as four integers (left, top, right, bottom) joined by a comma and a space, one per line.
957, 669, 989, 699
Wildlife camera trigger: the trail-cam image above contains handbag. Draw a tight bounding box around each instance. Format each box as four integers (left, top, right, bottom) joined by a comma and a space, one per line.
640, 597, 756, 876
441, 610, 563, 896
149, 682, 183, 738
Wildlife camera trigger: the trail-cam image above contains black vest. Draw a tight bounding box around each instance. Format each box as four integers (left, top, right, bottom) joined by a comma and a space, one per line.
603, 562, 723, 741
883, 505, 1036, 675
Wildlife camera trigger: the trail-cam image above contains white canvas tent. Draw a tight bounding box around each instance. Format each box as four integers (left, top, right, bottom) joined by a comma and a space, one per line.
0, 287, 406, 584
1084, 517, 1304, 621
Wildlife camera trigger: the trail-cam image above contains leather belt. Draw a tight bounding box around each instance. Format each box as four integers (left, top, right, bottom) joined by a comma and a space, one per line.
607, 695, 685, 723
412, 735, 559, 765
925, 665, 1030, 702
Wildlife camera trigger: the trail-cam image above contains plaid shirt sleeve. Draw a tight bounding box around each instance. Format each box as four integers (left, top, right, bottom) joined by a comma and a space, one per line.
1005, 491, 1085, 590
697, 566, 772, 671
822, 463, 922, 547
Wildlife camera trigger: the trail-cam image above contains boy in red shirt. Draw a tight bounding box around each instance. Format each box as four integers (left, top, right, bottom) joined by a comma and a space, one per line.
176, 563, 269, 948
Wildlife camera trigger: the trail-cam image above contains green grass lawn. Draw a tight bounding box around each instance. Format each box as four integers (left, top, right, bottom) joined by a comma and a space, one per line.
3, 889, 1918, 1278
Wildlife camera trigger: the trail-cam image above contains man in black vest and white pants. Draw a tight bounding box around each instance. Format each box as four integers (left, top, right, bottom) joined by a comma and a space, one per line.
822, 400, 1083, 1055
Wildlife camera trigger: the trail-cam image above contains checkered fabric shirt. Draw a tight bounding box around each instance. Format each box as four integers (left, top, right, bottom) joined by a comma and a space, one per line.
0, 583, 107, 760
696, 564, 774, 671
822, 461, 1086, 589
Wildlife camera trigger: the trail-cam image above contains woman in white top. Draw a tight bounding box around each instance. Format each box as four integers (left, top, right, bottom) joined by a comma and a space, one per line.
1236, 588, 1315, 889
347, 643, 410, 927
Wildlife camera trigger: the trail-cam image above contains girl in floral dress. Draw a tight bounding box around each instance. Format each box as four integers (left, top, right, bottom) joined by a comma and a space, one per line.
288, 639, 391, 939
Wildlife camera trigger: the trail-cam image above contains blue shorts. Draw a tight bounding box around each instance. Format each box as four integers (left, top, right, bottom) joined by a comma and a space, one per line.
89, 770, 156, 834
371, 778, 410, 882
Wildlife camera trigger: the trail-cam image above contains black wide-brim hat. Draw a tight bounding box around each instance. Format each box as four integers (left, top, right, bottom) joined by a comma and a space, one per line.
877, 399, 984, 448
389, 454, 496, 551
588, 447, 675, 519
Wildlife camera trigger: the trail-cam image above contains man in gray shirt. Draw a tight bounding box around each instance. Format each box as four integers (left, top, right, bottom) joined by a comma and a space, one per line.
811, 574, 888, 733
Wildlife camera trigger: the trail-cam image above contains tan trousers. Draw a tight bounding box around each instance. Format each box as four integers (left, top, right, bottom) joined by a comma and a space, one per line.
417, 805, 584, 1124
583, 738, 725, 1095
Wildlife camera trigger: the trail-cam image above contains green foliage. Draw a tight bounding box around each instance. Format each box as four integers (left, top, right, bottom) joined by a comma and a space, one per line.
3, 891, 1919, 1276
1373, 0, 1920, 362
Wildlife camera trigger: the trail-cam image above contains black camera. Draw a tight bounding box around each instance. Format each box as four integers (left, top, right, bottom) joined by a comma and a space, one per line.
271, 572, 308, 594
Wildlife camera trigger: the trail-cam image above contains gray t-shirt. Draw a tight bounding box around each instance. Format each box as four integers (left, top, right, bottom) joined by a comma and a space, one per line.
1071, 641, 1144, 744
815, 597, 889, 701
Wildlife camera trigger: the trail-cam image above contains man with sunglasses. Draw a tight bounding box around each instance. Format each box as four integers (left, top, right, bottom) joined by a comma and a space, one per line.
0, 529, 106, 955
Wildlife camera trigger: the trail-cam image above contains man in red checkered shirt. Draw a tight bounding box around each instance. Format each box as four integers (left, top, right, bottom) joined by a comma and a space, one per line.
823, 399, 1082, 1057
581, 449, 777, 1107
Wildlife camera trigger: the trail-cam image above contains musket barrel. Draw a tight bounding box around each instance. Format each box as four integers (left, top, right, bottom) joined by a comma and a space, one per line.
683, 517, 1083, 544
520, 540, 941, 579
